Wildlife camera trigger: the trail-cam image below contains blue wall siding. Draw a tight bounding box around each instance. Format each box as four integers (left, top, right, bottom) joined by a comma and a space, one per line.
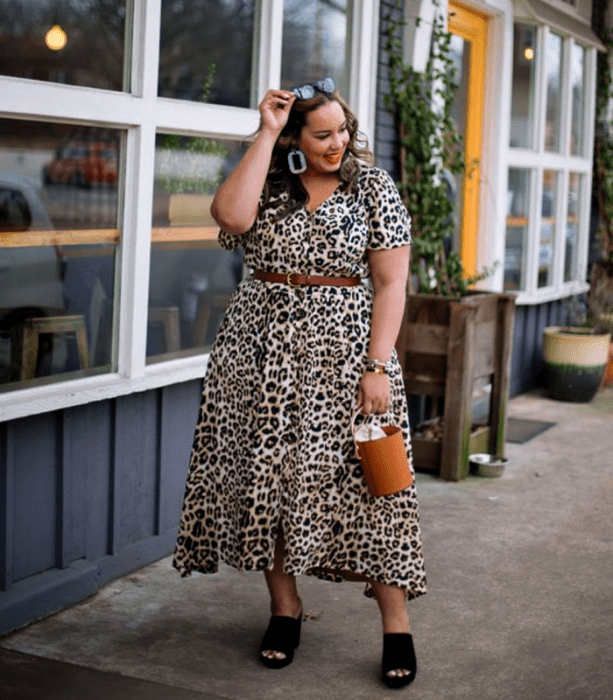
12, 411, 59, 582
510, 300, 567, 396
64, 401, 113, 563
115, 391, 159, 550
0, 380, 202, 635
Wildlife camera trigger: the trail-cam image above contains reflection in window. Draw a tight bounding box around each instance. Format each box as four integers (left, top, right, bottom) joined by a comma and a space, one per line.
0, 0, 128, 91
158, 0, 255, 107
570, 43, 586, 157
0, 119, 122, 391
448, 33, 469, 254
510, 24, 537, 149
504, 168, 531, 292
148, 134, 246, 362
539, 170, 558, 288
544, 32, 563, 153
565, 173, 582, 282
281, 0, 350, 97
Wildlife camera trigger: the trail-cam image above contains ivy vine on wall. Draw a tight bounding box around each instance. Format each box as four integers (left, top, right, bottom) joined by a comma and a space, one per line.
594, 25, 613, 263
384, 0, 490, 297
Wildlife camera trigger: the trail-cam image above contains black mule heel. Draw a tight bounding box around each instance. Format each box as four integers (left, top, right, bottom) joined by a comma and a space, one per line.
259, 613, 302, 669
381, 633, 417, 689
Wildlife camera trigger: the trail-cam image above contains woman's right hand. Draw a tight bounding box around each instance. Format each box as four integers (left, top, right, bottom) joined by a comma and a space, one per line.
259, 90, 296, 136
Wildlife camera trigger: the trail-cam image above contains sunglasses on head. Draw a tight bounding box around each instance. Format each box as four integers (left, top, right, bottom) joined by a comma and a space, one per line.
291, 77, 336, 100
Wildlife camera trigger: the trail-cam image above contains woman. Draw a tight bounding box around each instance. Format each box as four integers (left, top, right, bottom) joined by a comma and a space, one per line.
173, 78, 426, 689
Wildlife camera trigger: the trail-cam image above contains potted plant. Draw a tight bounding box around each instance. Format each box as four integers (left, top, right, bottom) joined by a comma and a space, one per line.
384, 1, 515, 481
542, 280, 612, 402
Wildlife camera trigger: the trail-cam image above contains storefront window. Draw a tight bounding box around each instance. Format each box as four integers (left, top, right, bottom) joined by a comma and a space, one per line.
544, 31, 563, 153
148, 134, 245, 362
570, 43, 587, 157
539, 170, 558, 288
0, 0, 128, 91
510, 24, 537, 149
565, 172, 582, 282
504, 168, 531, 292
281, 0, 351, 97
0, 119, 122, 390
158, 0, 255, 107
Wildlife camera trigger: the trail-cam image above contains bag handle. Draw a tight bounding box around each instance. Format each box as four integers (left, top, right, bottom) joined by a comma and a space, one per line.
352, 407, 395, 460
351, 407, 393, 438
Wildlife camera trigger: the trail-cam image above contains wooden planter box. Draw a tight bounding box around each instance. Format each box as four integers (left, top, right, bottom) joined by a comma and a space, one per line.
396, 292, 516, 481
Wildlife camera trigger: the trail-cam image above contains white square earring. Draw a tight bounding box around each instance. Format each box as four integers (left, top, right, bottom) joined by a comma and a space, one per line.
288, 148, 307, 174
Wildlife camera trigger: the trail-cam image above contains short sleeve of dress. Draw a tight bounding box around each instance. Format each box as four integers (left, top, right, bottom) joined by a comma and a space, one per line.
364, 167, 411, 250
218, 227, 251, 251
217, 190, 266, 251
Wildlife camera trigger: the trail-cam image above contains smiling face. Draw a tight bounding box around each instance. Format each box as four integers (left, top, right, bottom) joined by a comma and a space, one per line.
295, 100, 350, 176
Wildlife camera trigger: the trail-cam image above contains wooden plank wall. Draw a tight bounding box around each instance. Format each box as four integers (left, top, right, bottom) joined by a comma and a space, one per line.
0, 379, 202, 635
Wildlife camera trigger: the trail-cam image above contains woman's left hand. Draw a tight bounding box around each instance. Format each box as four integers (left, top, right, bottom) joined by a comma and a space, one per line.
358, 372, 391, 415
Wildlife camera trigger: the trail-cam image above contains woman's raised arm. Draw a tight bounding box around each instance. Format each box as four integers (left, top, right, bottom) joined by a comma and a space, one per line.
211, 90, 296, 234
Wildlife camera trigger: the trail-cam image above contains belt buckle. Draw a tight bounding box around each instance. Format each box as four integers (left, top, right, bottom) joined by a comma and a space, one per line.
286, 272, 300, 288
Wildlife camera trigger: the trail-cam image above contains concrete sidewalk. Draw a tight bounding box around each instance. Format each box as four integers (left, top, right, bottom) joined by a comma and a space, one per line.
1, 388, 612, 700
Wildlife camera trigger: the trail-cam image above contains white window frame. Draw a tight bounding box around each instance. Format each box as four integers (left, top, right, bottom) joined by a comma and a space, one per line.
505, 21, 596, 305
0, 0, 380, 422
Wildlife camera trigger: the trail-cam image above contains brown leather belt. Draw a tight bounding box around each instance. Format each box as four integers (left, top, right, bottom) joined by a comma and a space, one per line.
253, 270, 362, 288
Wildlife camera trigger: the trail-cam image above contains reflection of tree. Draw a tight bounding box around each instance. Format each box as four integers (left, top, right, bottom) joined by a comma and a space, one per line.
158, 64, 229, 195
158, 0, 255, 107
0, 0, 126, 90
280, 0, 348, 90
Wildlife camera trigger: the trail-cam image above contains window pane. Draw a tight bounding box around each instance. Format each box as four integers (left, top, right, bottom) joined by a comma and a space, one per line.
570, 43, 586, 156
281, 0, 350, 97
504, 168, 531, 292
158, 0, 255, 107
544, 32, 563, 153
0, 0, 128, 91
0, 119, 122, 391
148, 134, 245, 362
510, 24, 537, 149
565, 172, 582, 282
448, 33, 469, 254
538, 169, 558, 288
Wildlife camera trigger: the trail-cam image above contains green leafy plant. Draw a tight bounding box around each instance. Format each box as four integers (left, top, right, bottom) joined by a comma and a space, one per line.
384, 0, 491, 296
594, 28, 613, 263
158, 63, 228, 195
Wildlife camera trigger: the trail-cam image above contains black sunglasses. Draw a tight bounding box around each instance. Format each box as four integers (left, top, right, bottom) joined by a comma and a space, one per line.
291, 77, 336, 100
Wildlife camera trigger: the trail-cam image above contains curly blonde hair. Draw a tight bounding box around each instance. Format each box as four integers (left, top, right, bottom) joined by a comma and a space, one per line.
261, 89, 374, 220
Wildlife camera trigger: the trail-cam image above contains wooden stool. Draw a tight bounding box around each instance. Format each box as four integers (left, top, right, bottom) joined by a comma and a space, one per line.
18, 315, 89, 380
148, 306, 181, 353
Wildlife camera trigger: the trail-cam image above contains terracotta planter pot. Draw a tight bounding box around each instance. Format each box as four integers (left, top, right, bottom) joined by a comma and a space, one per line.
542, 326, 611, 402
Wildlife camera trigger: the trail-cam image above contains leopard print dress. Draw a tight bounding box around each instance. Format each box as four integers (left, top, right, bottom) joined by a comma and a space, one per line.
173, 165, 426, 600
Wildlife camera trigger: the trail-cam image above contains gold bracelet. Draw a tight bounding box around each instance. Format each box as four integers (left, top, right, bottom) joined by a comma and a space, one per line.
365, 358, 392, 375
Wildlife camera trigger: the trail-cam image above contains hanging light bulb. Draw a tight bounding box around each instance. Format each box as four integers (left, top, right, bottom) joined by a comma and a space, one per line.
45, 24, 67, 51
524, 46, 534, 61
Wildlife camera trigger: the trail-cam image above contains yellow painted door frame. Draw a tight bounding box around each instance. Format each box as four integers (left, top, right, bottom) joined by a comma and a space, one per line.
448, 1, 487, 279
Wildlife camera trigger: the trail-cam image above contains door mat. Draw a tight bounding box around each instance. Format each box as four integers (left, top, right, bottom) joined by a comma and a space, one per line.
506, 418, 556, 444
